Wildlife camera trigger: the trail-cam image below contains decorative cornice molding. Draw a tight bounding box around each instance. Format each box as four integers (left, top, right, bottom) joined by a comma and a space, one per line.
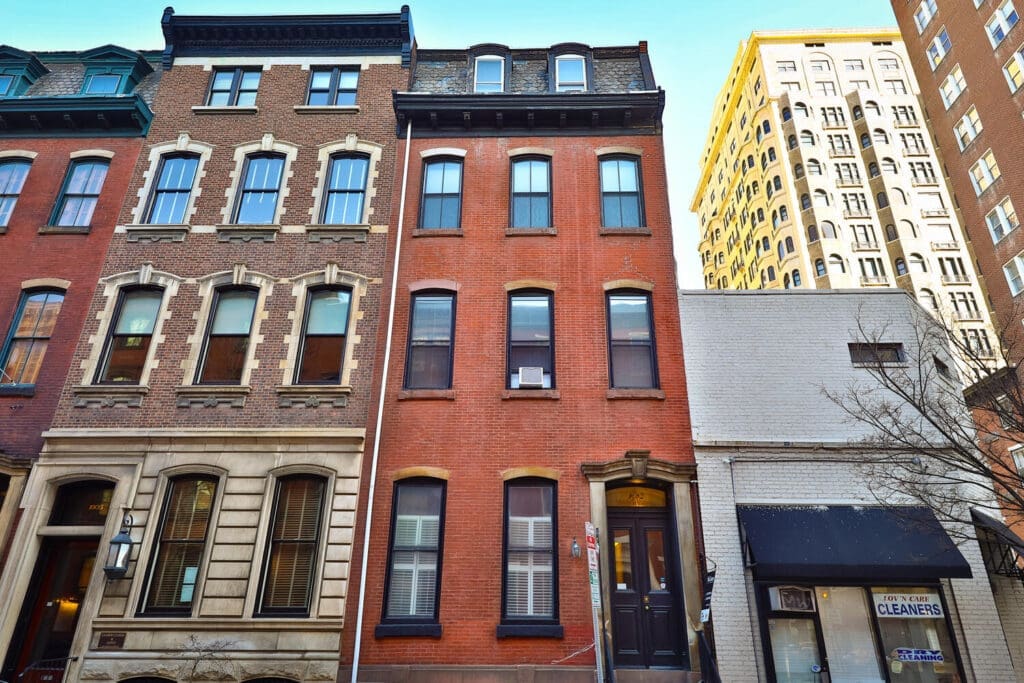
0, 95, 153, 137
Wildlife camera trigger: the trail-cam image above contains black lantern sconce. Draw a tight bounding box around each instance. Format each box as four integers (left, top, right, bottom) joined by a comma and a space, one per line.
103, 513, 134, 580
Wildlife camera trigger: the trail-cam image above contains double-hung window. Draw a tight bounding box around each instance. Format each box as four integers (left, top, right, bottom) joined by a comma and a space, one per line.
295, 287, 351, 384
146, 154, 199, 224
500, 479, 558, 635
0, 159, 30, 227
420, 158, 462, 230
555, 55, 586, 91
207, 68, 260, 107
82, 71, 123, 95
987, 197, 1019, 243
607, 290, 658, 389
404, 292, 455, 390
1004, 48, 1024, 92
987, 0, 1019, 45
52, 159, 108, 227
307, 66, 359, 106
143, 476, 218, 614
96, 287, 163, 384
915, 0, 937, 32
970, 150, 1001, 195
940, 65, 966, 108
510, 157, 551, 228
321, 154, 368, 225
474, 56, 504, 93
258, 475, 327, 615
600, 156, 644, 228
1, 289, 64, 388
197, 287, 257, 384
927, 28, 951, 70
234, 154, 284, 225
508, 291, 554, 389
382, 479, 445, 631
954, 106, 983, 151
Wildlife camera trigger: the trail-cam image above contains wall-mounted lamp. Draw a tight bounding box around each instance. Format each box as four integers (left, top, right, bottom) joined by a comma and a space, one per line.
103, 513, 134, 580
570, 537, 581, 559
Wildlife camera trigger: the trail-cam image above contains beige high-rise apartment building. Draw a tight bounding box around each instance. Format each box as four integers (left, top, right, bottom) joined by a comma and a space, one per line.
692, 29, 998, 359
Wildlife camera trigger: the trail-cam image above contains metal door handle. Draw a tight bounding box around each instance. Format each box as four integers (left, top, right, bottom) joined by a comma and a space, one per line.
642, 595, 650, 610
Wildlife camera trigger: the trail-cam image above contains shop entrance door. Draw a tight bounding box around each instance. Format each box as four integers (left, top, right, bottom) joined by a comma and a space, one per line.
2, 538, 97, 681
607, 507, 685, 669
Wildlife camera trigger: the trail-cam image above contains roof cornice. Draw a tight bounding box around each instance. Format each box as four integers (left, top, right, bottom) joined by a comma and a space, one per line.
0, 94, 153, 137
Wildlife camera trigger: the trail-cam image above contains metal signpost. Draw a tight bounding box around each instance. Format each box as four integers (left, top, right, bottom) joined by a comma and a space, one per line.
585, 522, 605, 683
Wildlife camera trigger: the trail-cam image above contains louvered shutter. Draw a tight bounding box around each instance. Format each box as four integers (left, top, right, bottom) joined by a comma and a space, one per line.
261, 476, 326, 612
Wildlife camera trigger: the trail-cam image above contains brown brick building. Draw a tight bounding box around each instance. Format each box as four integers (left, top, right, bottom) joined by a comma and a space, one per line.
342, 43, 703, 682
0, 9, 411, 682
0, 43, 157, 679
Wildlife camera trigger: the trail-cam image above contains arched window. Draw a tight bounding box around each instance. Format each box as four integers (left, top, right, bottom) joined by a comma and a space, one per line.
295, 287, 352, 384
910, 253, 927, 272
900, 220, 919, 238
755, 241, 762, 255
815, 259, 826, 276
876, 192, 889, 208
792, 270, 802, 287
756, 208, 765, 223
828, 254, 846, 273
800, 193, 811, 210
866, 101, 881, 116
321, 154, 369, 225
788, 134, 797, 149
895, 258, 907, 276
146, 154, 200, 225
882, 158, 898, 174
919, 288, 938, 310
783, 274, 791, 289
767, 266, 776, 281
807, 159, 822, 176
779, 206, 789, 222
762, 236, 770, 251
891, 188, 907, 205
197, 286, 258, 384
800, 130, 815, 146
821, 221, 838, 239
873, 129, 889, 145
772, 211, 780, 229
794, 163, 805, 179
760, 152, 767, 168
868, 162, 880, 177
795, 102, 809, 117
813, 189, 829, 207
777, 241, 785, 260
768, 148, 777, 162
852, 105, 863, 120
747, 154, 755, 169
785, 236, 795, 252
0, 158, 31, 228
96, 286, 164, 384
757, 128, 764, 143
782, 107, 792, 122
860, 133, 872, 149
808, 225, 819, 242
763, 120, 771, 135
885, 224, 898, 241
1, 288, 65, 387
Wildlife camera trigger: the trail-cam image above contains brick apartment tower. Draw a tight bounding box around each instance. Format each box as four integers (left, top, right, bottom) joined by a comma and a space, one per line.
692, 30, 1000, 367
892, 1, 1024, 676
0, 8, 411, 682
343, 42, 702, 682
0, 44, 157, 680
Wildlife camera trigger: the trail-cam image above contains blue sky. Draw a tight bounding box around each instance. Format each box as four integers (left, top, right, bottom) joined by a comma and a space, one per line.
4, 0, 895, 287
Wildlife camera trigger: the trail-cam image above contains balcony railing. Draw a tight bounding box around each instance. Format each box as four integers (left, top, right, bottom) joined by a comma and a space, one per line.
843, 208, 871, 219
860, 275, 889, 286
828, 148, 855, 158
852, 240, 880, 251
893, 118, 919, 128
941, 274, 970, 284
953, 311, 983, 322
930, 241, 959, 251
911, 177, 939, 187
921, 208, 950, 218
902, 147, 929, 157
836, 176, 863, 187
822, 120, 848, 130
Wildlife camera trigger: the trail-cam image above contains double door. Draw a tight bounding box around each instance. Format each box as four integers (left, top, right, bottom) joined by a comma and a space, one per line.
607, 509, 685, 669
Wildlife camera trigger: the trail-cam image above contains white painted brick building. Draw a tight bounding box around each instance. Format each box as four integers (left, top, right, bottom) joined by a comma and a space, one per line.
679, 289, 1019, 683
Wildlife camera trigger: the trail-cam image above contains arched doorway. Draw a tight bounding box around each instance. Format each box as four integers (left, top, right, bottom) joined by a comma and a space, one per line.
605, 482, 685, 669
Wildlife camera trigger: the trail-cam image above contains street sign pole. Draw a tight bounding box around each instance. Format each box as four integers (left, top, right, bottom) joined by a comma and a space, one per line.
586, 521, 605, 683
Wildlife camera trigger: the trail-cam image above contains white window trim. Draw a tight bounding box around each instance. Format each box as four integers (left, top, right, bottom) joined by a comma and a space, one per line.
555, 54, 587, 92
474, 55, 505, 93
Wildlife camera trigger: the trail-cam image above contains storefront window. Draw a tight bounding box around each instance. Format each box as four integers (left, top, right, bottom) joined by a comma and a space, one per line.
817, 587, 883, 681
768, 617, 822, 682
871, 587, 960, 682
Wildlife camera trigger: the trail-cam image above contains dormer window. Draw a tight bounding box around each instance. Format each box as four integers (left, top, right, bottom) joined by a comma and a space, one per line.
475, 56, 504, 93
0, 46, 49, 97
555, 55, 586, 92
83, 72, 123, 95
0, 74, 14, 96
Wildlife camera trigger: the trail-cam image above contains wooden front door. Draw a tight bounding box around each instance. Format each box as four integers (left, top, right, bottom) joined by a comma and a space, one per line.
608, 508, 686, 669
3, 538, 97, 681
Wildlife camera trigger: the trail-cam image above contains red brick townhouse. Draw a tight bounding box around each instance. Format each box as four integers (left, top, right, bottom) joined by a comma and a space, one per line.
0, 8, 411, 682
0, 43, 157, 679
343, 41, 703, 682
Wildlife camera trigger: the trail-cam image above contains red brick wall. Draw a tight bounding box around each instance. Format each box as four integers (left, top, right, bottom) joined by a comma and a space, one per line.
49, 62, 406, 431
345, 132, 694, 667
0, 137, 141, 458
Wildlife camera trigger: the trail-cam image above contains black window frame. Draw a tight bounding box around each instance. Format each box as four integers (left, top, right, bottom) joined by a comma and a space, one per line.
606, 289, 660, 390
418, 157, 463, 230
294, 285, 352, 385
509, 156, 552, 229
0, 157, 31, 228
50, 157, 110, 228
403, 291, 456, 390
255, 474, 328, 617
195, 285, 259, 385
848, 342, 906, 366
206, 67, 261, 107
140, 474, 219, 616
498, 477, 561, 638
320, 153, 369, 226
377, 477, 447, 638
232, 153, 285, 225
507, 289, 555, 390
306, 66, 360, 106
94, 285, 164, 385
599, 154, 646, 229
144, 153, 200, 225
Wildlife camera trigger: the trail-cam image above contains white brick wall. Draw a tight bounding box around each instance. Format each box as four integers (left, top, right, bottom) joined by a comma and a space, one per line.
681, 290, 1017, 682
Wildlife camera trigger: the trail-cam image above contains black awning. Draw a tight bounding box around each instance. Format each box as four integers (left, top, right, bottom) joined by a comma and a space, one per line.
972, 508, 1024, 554
972, 508, 1024, 580
737, 505, 972, 581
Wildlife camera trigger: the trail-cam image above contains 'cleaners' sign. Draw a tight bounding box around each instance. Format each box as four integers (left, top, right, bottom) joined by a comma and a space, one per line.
872, 592, 944, 619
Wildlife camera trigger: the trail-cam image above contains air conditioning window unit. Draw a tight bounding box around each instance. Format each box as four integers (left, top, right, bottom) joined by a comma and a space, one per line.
768, 586, 816, 612
517, 366, 545, 389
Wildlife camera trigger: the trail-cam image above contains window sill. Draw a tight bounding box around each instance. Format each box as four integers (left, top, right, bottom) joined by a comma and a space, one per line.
277, 384, 351, 408
124, 223, 189, 243
506, 227, 557, 236
176, 385, 250, 408
0, 384, 35, 397
599, 227, 651, 236
294, 105, 360, 115
375, 623, 442, 638
306, 223, 371, 244
496, 623, 564, 639
191, 105, 258, 115
412, 228, 463, 238
398, 389, 455, 401
501, 389, 560, 400
73, 384, 148, 408
38, 224, 90, 235
606, 388, 665, 400
0, 226, 6, 235
215, 224, 280, 243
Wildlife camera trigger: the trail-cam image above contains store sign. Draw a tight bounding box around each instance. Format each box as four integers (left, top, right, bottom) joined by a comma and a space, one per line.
872, 592, 944, 619
895, 648, 944, 663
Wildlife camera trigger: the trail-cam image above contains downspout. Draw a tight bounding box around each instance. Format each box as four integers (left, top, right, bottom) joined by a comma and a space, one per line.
351, 118, 413, 683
